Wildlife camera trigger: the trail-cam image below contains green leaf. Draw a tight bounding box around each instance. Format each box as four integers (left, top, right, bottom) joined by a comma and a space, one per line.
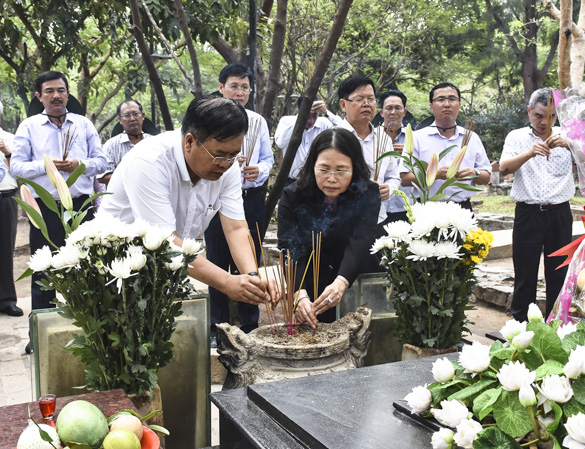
448, 379, 497, 402
13, 197, 56, 248
141, 409, 163, 422
65, 162, 86, 187
535, 360, 565, 380
572, 376, 585, 405
148, 424, 170, 436
562, 330, 585, 353
472, 426, 522, 449
473, 387, 501, 420
16, 267, 34, 282
107, 410, 133, 425
563, 397, 585, 417
492, 390, 533, 438
547, 400, 563, 434
17, 177, 59, 214
438, 145, 458, 162
527, 322, 568, 364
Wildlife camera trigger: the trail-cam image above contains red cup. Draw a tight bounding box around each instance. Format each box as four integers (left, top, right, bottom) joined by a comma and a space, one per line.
39, 394, 56, 419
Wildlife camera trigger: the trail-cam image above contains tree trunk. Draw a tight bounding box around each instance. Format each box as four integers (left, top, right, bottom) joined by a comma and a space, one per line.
128, 0, 174, 131
522, 0, 540, 104
262, 0, 354, 235
261, 0, 288, 131
173, 0, 203, 97
558, 0, 573, 89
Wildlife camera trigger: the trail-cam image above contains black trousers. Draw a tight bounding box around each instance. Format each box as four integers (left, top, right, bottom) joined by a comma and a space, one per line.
30, 195, 93, 310
511, 201, 572, 321
0, 193, 18, 309
204, 189, 264, 337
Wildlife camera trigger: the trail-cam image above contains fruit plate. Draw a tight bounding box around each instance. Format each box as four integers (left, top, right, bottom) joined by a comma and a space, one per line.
141, 427, 160, 449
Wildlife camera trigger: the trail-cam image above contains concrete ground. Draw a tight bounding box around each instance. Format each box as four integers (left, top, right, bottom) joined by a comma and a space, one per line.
1, 217, 521, 445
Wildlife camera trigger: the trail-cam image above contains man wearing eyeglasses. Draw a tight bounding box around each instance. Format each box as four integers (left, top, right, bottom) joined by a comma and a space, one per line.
337, 75, 401, 225
400, 82, 491, 211
102, 96, 278, 327
204, 63, 274, 347
98, 99, 151, 185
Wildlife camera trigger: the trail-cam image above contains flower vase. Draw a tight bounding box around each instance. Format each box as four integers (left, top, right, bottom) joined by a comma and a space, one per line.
129, 384, 165, 448
401, 343, 458, 361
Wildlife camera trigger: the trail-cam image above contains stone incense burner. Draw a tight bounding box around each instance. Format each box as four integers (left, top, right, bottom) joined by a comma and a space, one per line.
216, 307, 372, 389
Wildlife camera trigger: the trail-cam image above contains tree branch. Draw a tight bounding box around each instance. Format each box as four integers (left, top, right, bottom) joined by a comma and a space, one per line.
542, 0, 584, 39
173, 0, 203, 97
485, 0, 524, 61
211, 37, 239, 64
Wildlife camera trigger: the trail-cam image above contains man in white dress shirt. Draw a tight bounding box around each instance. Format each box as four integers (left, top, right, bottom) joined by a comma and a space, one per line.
274, 97, 341, 185
336, 75, 401, 225
400, 82, 491, 211
204, 64, 275, 346
102, 96, 277, 330
500, 87, 574, 321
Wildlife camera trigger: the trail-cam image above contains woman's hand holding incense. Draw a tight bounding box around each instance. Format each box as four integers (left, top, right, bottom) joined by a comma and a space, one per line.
242, 165, 259, 182
295, 295, 318, 329
313, 278, 346, 317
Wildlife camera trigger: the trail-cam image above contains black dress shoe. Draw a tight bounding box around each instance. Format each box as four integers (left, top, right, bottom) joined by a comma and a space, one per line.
0, 304, 24, 317
25, 342, 32, 354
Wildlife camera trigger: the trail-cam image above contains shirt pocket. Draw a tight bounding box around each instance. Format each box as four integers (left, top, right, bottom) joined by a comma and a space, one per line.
550, 153, 571, 177
202, 198, 222, 231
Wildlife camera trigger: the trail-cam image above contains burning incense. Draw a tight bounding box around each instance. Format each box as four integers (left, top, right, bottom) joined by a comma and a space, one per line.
384, 124, 396, 145
249, 226, 278, 334
373, 126, 390, 182
243, 118, 261, 166
312, 232, 322, 308
461, 120, 474, 149
61, 125, 78, 160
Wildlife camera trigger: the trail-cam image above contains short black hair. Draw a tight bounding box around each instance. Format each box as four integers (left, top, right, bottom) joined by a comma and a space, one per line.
379, 89, 407, 109
117, 99, 143, 116
219, 63, 253, 85
429, 82, 460, 103
182, 96, 248, 143
35, 71, 69, 94
297, 128, 371, 193
337, 75, 376, 100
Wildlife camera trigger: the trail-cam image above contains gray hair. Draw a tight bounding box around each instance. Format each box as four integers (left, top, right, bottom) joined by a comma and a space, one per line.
528, 88, 552, 109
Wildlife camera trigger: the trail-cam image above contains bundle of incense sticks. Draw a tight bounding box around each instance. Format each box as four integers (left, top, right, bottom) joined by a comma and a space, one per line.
384, 124, 397, 145
373, 125, 390, 182
312, 232, 321, 335
249, 226, 278, 335
275, 249, 313, 336
243, 118, 261, 166
545, 91, 555, 140
461, 120, 474, 148
62, 125, 78, 160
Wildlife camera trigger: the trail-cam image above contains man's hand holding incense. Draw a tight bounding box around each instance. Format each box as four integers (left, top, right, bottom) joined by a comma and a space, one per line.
224, 273, 268, 305
53, 158, 79, 173
379, 183, 390, 201
529, 141, 551, 158
242, 165, 259, 182
545, 135, 569, 150
265, 278, 280, 307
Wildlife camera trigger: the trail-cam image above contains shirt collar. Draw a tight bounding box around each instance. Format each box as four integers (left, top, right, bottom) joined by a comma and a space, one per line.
174, 130, 192, 183
39, 108, 74, 126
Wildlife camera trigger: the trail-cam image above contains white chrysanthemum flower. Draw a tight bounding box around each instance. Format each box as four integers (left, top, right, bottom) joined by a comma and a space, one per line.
143, 227, 172, 251
371, 237, 395, 254
28, 246, 54, 272
407, 240, 436, 261
131, 218, 153, 238
165, 255, 183, 271
499, 319, 527, 342
383, 220, 411, 239
448, 204, 477, 239
497, 361, 535, 391
557, 322, 578, 340
110, 258, 132, 279
51, 245, 82, 269
434, 241, 462, 259
182, 238, 202, 256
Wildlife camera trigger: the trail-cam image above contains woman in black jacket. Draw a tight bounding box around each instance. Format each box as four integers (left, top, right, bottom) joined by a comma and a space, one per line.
277, 127, 381, 327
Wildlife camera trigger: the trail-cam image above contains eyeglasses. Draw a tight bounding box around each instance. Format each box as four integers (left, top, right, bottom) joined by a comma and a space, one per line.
345, 97, 376, 106
120, 111, 143, 119
226, 84, 252, 93
431, 96, 460, 105
199, 140, 238, 166
383, 107, 404, 113
315, 168, 353, 179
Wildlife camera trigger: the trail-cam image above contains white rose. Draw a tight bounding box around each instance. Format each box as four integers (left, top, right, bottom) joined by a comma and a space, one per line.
459, 341, 491, 373
564, 346, 585, 379
431, 399, 470, 428
519, 383, 537, 407
527, 303, 544, 323
497, 361, 535, 391
453, 419, 483, 449
431, 427, 454, 449
28, 246, 54, 272
110, 258, 132, 279
565, 413, 585, 445
182, 238, 202, 256
499, 319, 526, 342
511, 331, 535, 350
165, 255, 183, 272
538, 375, 573, 404
432, 357, 455, 383
557, 322, 578, 340
404, 385, 432, 414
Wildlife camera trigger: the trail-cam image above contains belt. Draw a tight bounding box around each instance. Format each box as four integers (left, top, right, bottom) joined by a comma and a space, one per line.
0, 188, 17, 198
518, 201, 568, 212
242, 186, 265, 197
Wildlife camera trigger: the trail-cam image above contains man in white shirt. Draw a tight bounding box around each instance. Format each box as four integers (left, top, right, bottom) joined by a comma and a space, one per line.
401, 82, 491, 211
98, 99, 151, 185
500, 87, 574, 321
204, 64, 274, 346
336, 75, 401, 225
102, 96, 277, 323
0, 100, 22, 317
11, 71, 107, 315
274, 97, 341, 185
379, 89, 412, 223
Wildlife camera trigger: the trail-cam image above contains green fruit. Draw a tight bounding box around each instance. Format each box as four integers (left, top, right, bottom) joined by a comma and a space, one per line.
56, 400, 109, 449
103, 429, 141, 449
